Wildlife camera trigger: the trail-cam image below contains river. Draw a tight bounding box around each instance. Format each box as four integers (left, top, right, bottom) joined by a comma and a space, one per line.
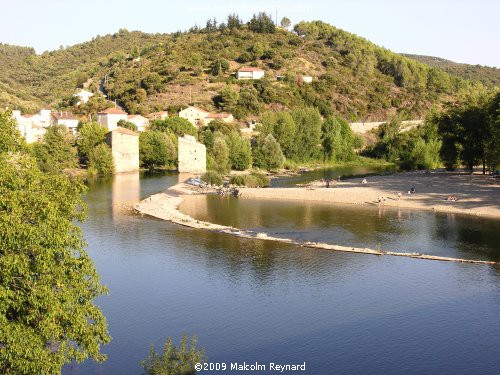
64, 170, 500, 375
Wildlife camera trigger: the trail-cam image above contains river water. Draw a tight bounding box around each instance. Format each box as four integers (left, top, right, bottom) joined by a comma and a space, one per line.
64, 170, 500, 375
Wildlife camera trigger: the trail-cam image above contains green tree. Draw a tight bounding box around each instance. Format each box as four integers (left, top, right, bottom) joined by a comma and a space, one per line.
248, 13, 276, 33
227, 132, 252, 170
77, 121, 108, 163
212, 137, 230, 173
152, 117, 197, 138
227, 14, 242, 30
291, 108, 322, 161
139, 130, 175, 169
322, 116, 356, 162
0, 109, 26, 153
218, 86, 239, 111
280, 17, 291, 29
33, 125, 77, 173
261, 134, 285, 170
88, 143, 114, 175
409, 138, 442, 170
251, 42, 265, 60
260, 111, 296, 158
0, 110, 110, 374
210, 58, 230, 76
117, 119, 138, 132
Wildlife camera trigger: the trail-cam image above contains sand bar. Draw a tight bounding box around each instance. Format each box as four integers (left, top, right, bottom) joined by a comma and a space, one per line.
134, 174, 499, 265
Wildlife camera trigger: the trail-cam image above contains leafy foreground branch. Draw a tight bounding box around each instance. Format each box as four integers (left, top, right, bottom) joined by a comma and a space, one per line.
0, 109, 110, 374
141, 335, 206, 375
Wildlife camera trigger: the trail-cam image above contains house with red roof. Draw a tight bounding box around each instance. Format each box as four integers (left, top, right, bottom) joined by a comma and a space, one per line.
236, 67, 265, 80
97, 107, 128, 131
178, 106, 210, 127
51, 111, 79, 133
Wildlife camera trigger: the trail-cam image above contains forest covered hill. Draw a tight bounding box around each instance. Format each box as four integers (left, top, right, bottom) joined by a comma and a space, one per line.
402, 53, 500, 88
0, 16, 494, 121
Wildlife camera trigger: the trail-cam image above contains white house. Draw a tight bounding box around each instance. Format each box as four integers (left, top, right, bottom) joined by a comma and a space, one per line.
126, 114, 149, 132
179, 106, 210, 127
73, 89, 94, 105
97, 107, 128, 131
236, 67, 265, 80
36, 109, 52, 128
11, 110, 46, 143
206, 112, 234, 123
51, 112, 79, 133
301, 76, 313, 83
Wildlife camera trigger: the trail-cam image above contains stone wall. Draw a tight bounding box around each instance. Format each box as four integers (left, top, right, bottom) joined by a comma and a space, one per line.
349, 120, 424, 134
178, 135, 206, 174
106, 128, 139, 173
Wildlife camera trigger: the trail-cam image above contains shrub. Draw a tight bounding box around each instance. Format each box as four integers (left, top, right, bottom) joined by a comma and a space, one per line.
229, 175, 246, 186
141, 335, 205, 375
251, 172, 270, 187
117, 119, 138, 132
77, 121, 108, 163
139, 130, 176, 169
88, 143, 114, 175
202, 170, 223, 186
230, 173, 269, 187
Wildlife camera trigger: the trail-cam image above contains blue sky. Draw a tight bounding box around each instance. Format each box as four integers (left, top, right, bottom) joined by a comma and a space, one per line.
1, 0, 499, 67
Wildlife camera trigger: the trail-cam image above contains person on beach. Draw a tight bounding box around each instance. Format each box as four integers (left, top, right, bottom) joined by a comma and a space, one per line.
361, 178, 367, 184
397, 192, 402, 200
410, 187, 416, 194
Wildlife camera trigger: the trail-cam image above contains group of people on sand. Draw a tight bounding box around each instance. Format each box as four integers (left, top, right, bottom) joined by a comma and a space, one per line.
445, 195, 459, 202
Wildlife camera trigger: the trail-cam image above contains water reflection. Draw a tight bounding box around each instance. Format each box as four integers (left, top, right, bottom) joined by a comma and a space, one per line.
272, 165, 397, 187
180, 195, 500, 262
112, 172, 140, 221
63, 174, 500, 375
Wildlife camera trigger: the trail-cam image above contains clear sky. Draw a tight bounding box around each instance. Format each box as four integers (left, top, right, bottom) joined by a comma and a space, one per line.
1, 0, 498, 67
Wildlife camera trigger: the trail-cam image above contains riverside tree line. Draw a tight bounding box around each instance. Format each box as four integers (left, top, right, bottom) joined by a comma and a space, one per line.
4, 89, 498, 183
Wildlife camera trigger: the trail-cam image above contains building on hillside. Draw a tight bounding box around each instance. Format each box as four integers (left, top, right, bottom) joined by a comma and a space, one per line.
12, 110, 47, 143
98, 107, 128, 131
37, 109, 52, 127
236, 67, 265, 80
148, 111, 169, 121
206, 112, 234, 123
126, 114, 149, 132
73, 89, 94, 105
178, 134, 206, 174
11, 110, 47, 143
105, 127, 139, 173
51, 112, 79, 133
301, 76, 313, 83
240, 121, 259, 137
178, 106, 210, 127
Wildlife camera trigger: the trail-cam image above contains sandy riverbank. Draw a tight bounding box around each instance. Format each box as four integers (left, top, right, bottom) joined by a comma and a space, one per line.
240, 171, 500, 218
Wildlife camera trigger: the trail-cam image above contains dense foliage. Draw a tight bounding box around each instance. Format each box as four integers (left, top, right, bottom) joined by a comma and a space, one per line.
32, 125, 78, 173
88, 143, 114, 175
141, 335, 205, 375
403, 54, 500, 88
0, 110, 110, 374
139, 130, 176, 169
1, 16, 491, 120
433, 91, 499, 172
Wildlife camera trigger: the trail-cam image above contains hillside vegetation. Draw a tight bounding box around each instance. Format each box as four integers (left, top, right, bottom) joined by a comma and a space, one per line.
403, 54, 500, 88
0, 16, 492, 120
